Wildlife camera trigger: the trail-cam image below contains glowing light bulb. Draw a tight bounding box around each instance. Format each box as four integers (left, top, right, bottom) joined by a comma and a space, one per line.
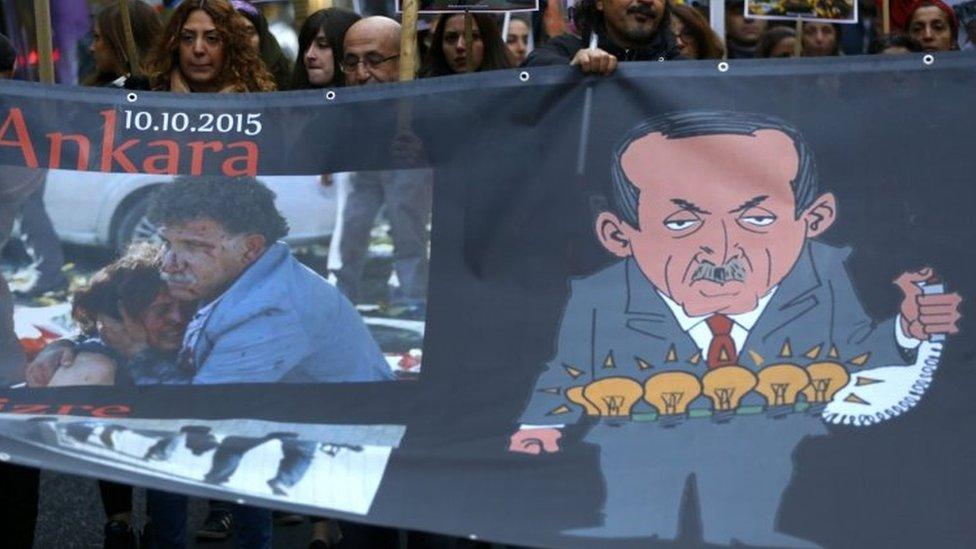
581, 377, 644, 417
702, 366, 757, 422
643, 371, 702, 427
801, 361, 850, 412
755, 364, 810, 418
565, 386, 601, 416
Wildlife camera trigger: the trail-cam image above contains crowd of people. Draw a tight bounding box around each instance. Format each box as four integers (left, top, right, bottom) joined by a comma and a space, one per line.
0, 0, 973, 547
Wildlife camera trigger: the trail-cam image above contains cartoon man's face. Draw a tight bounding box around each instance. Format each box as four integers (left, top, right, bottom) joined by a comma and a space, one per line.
597, 129, 836, 317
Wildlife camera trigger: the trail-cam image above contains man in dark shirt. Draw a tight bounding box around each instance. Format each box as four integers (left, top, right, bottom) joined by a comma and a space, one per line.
524, 0, 681, 74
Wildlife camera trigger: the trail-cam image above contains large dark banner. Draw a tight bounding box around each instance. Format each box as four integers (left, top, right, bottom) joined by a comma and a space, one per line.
2, 54, 975, 548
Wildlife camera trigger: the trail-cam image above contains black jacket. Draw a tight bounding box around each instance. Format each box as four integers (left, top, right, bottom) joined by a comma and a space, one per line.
523, 23, 681, 67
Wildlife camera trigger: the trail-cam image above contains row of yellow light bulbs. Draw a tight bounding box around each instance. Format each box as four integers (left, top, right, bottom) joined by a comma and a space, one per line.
567, 362, 850, 417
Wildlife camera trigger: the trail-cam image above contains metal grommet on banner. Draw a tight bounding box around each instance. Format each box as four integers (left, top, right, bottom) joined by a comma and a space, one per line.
126, 92, 138, 103
923, 54, 934, 66
468, 534, 478, 541
717, 61, 730, 73
658, 56, 665, 62
0, 452, 9, 461
325, 90, 337, 101
518, 71, 530, 82
235, 498, 245, 505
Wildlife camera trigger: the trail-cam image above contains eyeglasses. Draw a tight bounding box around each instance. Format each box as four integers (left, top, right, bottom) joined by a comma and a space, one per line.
340, 53, 399, 73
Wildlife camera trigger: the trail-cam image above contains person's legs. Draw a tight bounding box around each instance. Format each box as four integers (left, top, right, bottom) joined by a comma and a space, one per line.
100, 480, 136, 548
268, 439, 315, 495
17, 181, 66, 292
333, 172, 385, 303
0, 462, 40, 549
231, 504, 273, 549
203, 436, 263, 485
383, 169, 432, 306
145, 489, 189, 548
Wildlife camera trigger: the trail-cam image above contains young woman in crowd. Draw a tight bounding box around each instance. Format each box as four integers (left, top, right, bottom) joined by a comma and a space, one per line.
801, 22, 841, 56
85, 0, 162, 88
756, 26, 798, 57
421, 13, 513, 77
905, 0, 959, 51
670, 4, 725, 59
145, 0, 276, 92
231, 0, 293, 89
291, 8, 362, 89
505, 15, 531, 65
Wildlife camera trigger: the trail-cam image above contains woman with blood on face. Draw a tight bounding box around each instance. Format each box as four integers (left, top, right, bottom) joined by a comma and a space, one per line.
145, 0, 275, 92
421, 13, 514, 77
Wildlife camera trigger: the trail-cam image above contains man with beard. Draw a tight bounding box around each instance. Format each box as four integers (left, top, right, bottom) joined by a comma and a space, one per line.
524, 0, 680, 74
507, 111, 961, 544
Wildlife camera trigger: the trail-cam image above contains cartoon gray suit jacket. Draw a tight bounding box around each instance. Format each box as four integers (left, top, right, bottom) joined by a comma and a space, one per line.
519, 241, 910, 425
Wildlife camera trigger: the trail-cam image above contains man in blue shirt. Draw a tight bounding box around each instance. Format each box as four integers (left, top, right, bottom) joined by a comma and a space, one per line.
148, 175, 394, 385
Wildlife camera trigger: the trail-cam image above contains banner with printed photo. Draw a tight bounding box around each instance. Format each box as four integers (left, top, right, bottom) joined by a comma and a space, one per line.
398, 0, 538, 14
2, 53, 976, 548
745, 0, 858, 23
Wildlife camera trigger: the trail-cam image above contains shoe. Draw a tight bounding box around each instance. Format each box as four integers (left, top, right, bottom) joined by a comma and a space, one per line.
273, 511, 304, 526
195, 509, 233, 541
103, 520, 138, 549
267, 479, 289, 496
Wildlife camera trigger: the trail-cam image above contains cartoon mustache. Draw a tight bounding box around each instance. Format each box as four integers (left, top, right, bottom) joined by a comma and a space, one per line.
691, 258, 747, 285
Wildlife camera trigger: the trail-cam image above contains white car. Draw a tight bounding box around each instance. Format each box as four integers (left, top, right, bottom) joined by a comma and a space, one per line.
42, 169, 336, 249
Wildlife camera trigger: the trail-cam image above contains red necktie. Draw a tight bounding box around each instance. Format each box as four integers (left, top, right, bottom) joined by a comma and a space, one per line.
705, 314, 738, 369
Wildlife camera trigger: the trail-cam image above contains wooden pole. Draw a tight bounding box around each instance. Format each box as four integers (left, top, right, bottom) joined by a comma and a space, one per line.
464, 11, 476, 72
882, 0, 891, 34
399, 0, 419, 81
794, 19, 804, 57
118, 0, 141, 77
33, 0, 55, 83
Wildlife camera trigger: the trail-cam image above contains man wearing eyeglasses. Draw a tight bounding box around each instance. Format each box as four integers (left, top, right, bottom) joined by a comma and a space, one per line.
331, 17, 432, 315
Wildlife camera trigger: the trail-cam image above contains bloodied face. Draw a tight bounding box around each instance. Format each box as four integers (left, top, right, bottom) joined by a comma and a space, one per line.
596, 130, 836, 317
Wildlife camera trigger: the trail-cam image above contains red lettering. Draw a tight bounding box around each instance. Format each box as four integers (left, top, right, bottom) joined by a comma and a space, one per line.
188, 141, 224, 175
11, 404, 49, 414
222, 141, 259, 176
143, 140, 180, 174
0, 398, 8, 412
55, 404, 94, 415
91, 405, 130, 418
0, 108, 39, 168
99, 109, 138, 172
47, 132, 91, 170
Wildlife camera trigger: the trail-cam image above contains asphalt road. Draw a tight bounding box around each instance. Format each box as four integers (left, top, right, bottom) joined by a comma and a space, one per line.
34, 471, 316, 549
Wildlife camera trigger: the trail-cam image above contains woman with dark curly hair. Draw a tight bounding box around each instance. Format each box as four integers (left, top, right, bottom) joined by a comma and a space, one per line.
145, 0, 276, 92
421, 13, 513, 77
291, 8, 361, 89
670, 4, 725, 59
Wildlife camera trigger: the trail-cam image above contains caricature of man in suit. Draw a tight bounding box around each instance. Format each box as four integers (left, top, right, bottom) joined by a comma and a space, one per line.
508, 111, 962, 545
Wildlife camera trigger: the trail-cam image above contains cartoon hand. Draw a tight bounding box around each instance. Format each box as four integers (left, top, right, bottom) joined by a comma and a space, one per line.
25, 340, 76, 387
895, 268, 962, 340
508, 428, 562, 455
